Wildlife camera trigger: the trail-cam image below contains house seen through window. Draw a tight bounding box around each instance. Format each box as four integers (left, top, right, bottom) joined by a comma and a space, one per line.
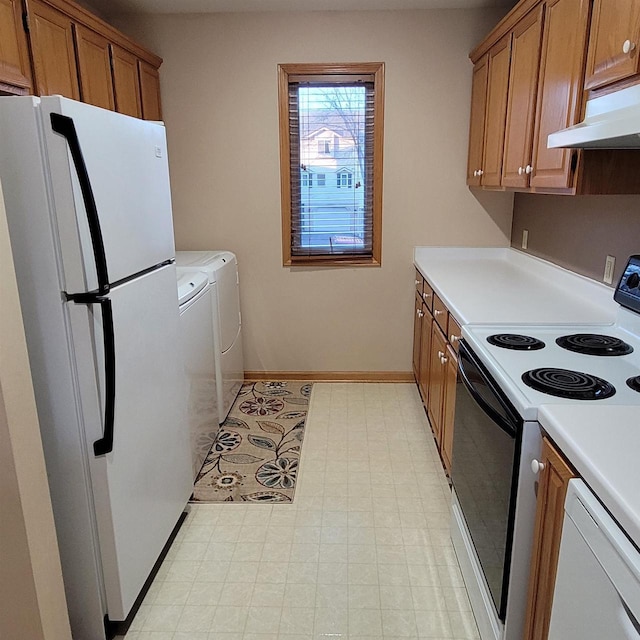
278, 63, 385, 265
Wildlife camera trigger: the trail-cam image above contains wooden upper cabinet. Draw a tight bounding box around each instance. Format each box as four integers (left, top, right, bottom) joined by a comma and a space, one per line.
139, 59, 162, 121
0, 0, 32, 93
481, 34, 511, 187
585, 0, 640, 90
28, 0, 80, 99
524, 436, 577, 640
502, 5, 544, 188
111, 44, 142, 118
466, 54, 489, 186
75, 24, 114, 110
530, 0, 590, 190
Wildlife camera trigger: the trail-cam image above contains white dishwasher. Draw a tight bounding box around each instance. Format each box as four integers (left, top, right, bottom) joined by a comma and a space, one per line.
177, 271, 218, 479
548, 478, 640, 639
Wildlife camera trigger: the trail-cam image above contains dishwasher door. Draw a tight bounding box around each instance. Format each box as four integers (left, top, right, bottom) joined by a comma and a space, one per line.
548, 479, 640, 640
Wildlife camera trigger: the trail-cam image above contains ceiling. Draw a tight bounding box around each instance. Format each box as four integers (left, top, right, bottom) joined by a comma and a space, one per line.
81, 0, 516, 19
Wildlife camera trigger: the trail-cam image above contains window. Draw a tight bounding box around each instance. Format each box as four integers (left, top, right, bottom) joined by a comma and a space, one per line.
278, 62, 385, 266
337, 170, 353, 189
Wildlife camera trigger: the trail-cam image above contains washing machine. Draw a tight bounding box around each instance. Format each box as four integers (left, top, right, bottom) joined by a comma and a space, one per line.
175, 251, 244, 424
177, 270, 218, 478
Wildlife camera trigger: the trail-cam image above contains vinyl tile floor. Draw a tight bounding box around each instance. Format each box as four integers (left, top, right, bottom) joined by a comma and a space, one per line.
119, 382, 480, 640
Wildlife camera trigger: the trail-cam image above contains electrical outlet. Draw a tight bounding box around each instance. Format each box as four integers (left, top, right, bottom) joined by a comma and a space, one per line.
522, 229, 529, 250
604, 255, 616, 284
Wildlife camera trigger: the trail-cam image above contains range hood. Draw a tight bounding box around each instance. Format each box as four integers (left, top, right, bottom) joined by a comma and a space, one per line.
548, 84, 640, 149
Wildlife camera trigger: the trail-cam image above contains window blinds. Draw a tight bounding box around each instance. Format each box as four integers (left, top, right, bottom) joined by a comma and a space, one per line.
288, 78, 376, 257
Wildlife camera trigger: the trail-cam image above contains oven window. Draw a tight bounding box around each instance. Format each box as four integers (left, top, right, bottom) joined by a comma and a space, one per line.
451, 344, 521, 620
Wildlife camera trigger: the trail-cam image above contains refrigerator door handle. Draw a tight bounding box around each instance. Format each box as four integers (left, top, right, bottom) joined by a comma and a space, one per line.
50, 113, 110, 296
93, 297, 116, 456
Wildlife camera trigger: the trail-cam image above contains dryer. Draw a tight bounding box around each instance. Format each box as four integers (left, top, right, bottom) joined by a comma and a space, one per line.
175, 251, 244, 424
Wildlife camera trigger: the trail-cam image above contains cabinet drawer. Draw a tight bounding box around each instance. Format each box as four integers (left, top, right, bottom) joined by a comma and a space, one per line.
421, 281, 433, 311
433, 294, 448, 333
414, 269, 424, 296
447, 315, 462, 353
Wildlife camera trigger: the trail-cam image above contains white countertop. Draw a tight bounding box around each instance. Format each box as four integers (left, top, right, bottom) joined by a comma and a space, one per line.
413, 247, 617, 325
538, 405, 640, 547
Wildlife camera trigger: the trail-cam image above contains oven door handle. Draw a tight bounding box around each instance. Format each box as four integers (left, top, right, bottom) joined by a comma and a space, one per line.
457, 359, 518, 439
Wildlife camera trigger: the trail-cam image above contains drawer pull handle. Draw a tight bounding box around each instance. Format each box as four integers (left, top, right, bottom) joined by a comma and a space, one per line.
434, 309, 444, 316
450, 334, 460, 343
415, 279, 421, 286
531, 459, 545, 474
623, 39, 636, 54
440, 355, 448, 365
423, 292, 431, 300
417, 309, 424, 318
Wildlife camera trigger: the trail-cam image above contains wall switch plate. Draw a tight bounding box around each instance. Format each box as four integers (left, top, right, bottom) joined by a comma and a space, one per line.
522, 229, 529, 249
604, 255, 616, 284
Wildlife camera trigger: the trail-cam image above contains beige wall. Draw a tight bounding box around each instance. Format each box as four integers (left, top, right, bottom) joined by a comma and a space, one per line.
511, 193, 640, 287
0, 181, 71, 639
121, 9, 514, 373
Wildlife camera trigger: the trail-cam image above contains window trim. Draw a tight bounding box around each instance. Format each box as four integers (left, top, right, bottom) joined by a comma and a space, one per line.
277, 62, 385, 267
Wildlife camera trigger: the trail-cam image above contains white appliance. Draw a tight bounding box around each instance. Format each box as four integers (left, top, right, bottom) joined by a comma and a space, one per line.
548, 479, 640, 639
175, 251, 244, 423
177, 270, 218, 477
0, 96, 193, 640
451, 255, 640, 640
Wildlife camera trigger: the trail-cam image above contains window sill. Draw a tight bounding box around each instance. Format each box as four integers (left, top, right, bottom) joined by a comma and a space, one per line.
284, 255, 381, 268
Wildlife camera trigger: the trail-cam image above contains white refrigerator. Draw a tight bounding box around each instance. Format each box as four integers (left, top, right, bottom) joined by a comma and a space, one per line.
0, 96, 193, 639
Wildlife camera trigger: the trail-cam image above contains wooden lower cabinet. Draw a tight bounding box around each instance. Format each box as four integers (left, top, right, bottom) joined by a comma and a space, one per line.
411, 273, 459, 471
524, 436, 577, 640
440, 345, 457, 473
0, 0, 32, 94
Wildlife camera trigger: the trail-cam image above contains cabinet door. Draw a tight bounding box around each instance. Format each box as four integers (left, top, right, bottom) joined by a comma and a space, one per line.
466, 54, 489, 186
111, 44, 142, 118
0, 0, 32, 93
138, 59, 162, 121
427, 323, 447, 445
440, 345, 457, 474
530, 0, 590, 190
418, 306, 432, 404
28, 0, 79, 99
413, 292, 423, 384
524, 436, 577, 640
502, 5, 544, 188
585, 0, 640, 90
481, 34, 511, 187
75, 24, 114, 110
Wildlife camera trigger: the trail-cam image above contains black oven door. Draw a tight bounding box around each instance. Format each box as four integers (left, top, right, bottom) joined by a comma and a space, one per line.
451, 340, 523, 622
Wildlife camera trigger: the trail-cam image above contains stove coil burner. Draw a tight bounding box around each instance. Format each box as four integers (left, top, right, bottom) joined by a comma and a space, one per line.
486, 334, 546, 351
555, 333, 634, 357
626, 376, 640, 393
521, 368, 616, 400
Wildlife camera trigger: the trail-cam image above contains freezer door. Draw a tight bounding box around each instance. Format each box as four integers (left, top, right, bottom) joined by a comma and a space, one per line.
69, 263, 192, 621
39, 96, 176, 293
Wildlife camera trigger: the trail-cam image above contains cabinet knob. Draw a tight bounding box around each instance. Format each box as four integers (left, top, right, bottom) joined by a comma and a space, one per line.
473, 170, 478, 177
623, 39, 636, 54
525, 165, 533, 174
437, 350, 444, 358
531, 459, 545, 475
417, 309, 424, 318
450, 334, 460, 343
440, 355, 448, 365
434, 309, 444, 316
415, 279, 420, 286
422, 292, 431, 301
477, 169, 484, 176
518, 166, 524, 175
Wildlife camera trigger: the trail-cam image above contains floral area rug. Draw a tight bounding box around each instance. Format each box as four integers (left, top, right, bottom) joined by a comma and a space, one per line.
191, 381, 312, 503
